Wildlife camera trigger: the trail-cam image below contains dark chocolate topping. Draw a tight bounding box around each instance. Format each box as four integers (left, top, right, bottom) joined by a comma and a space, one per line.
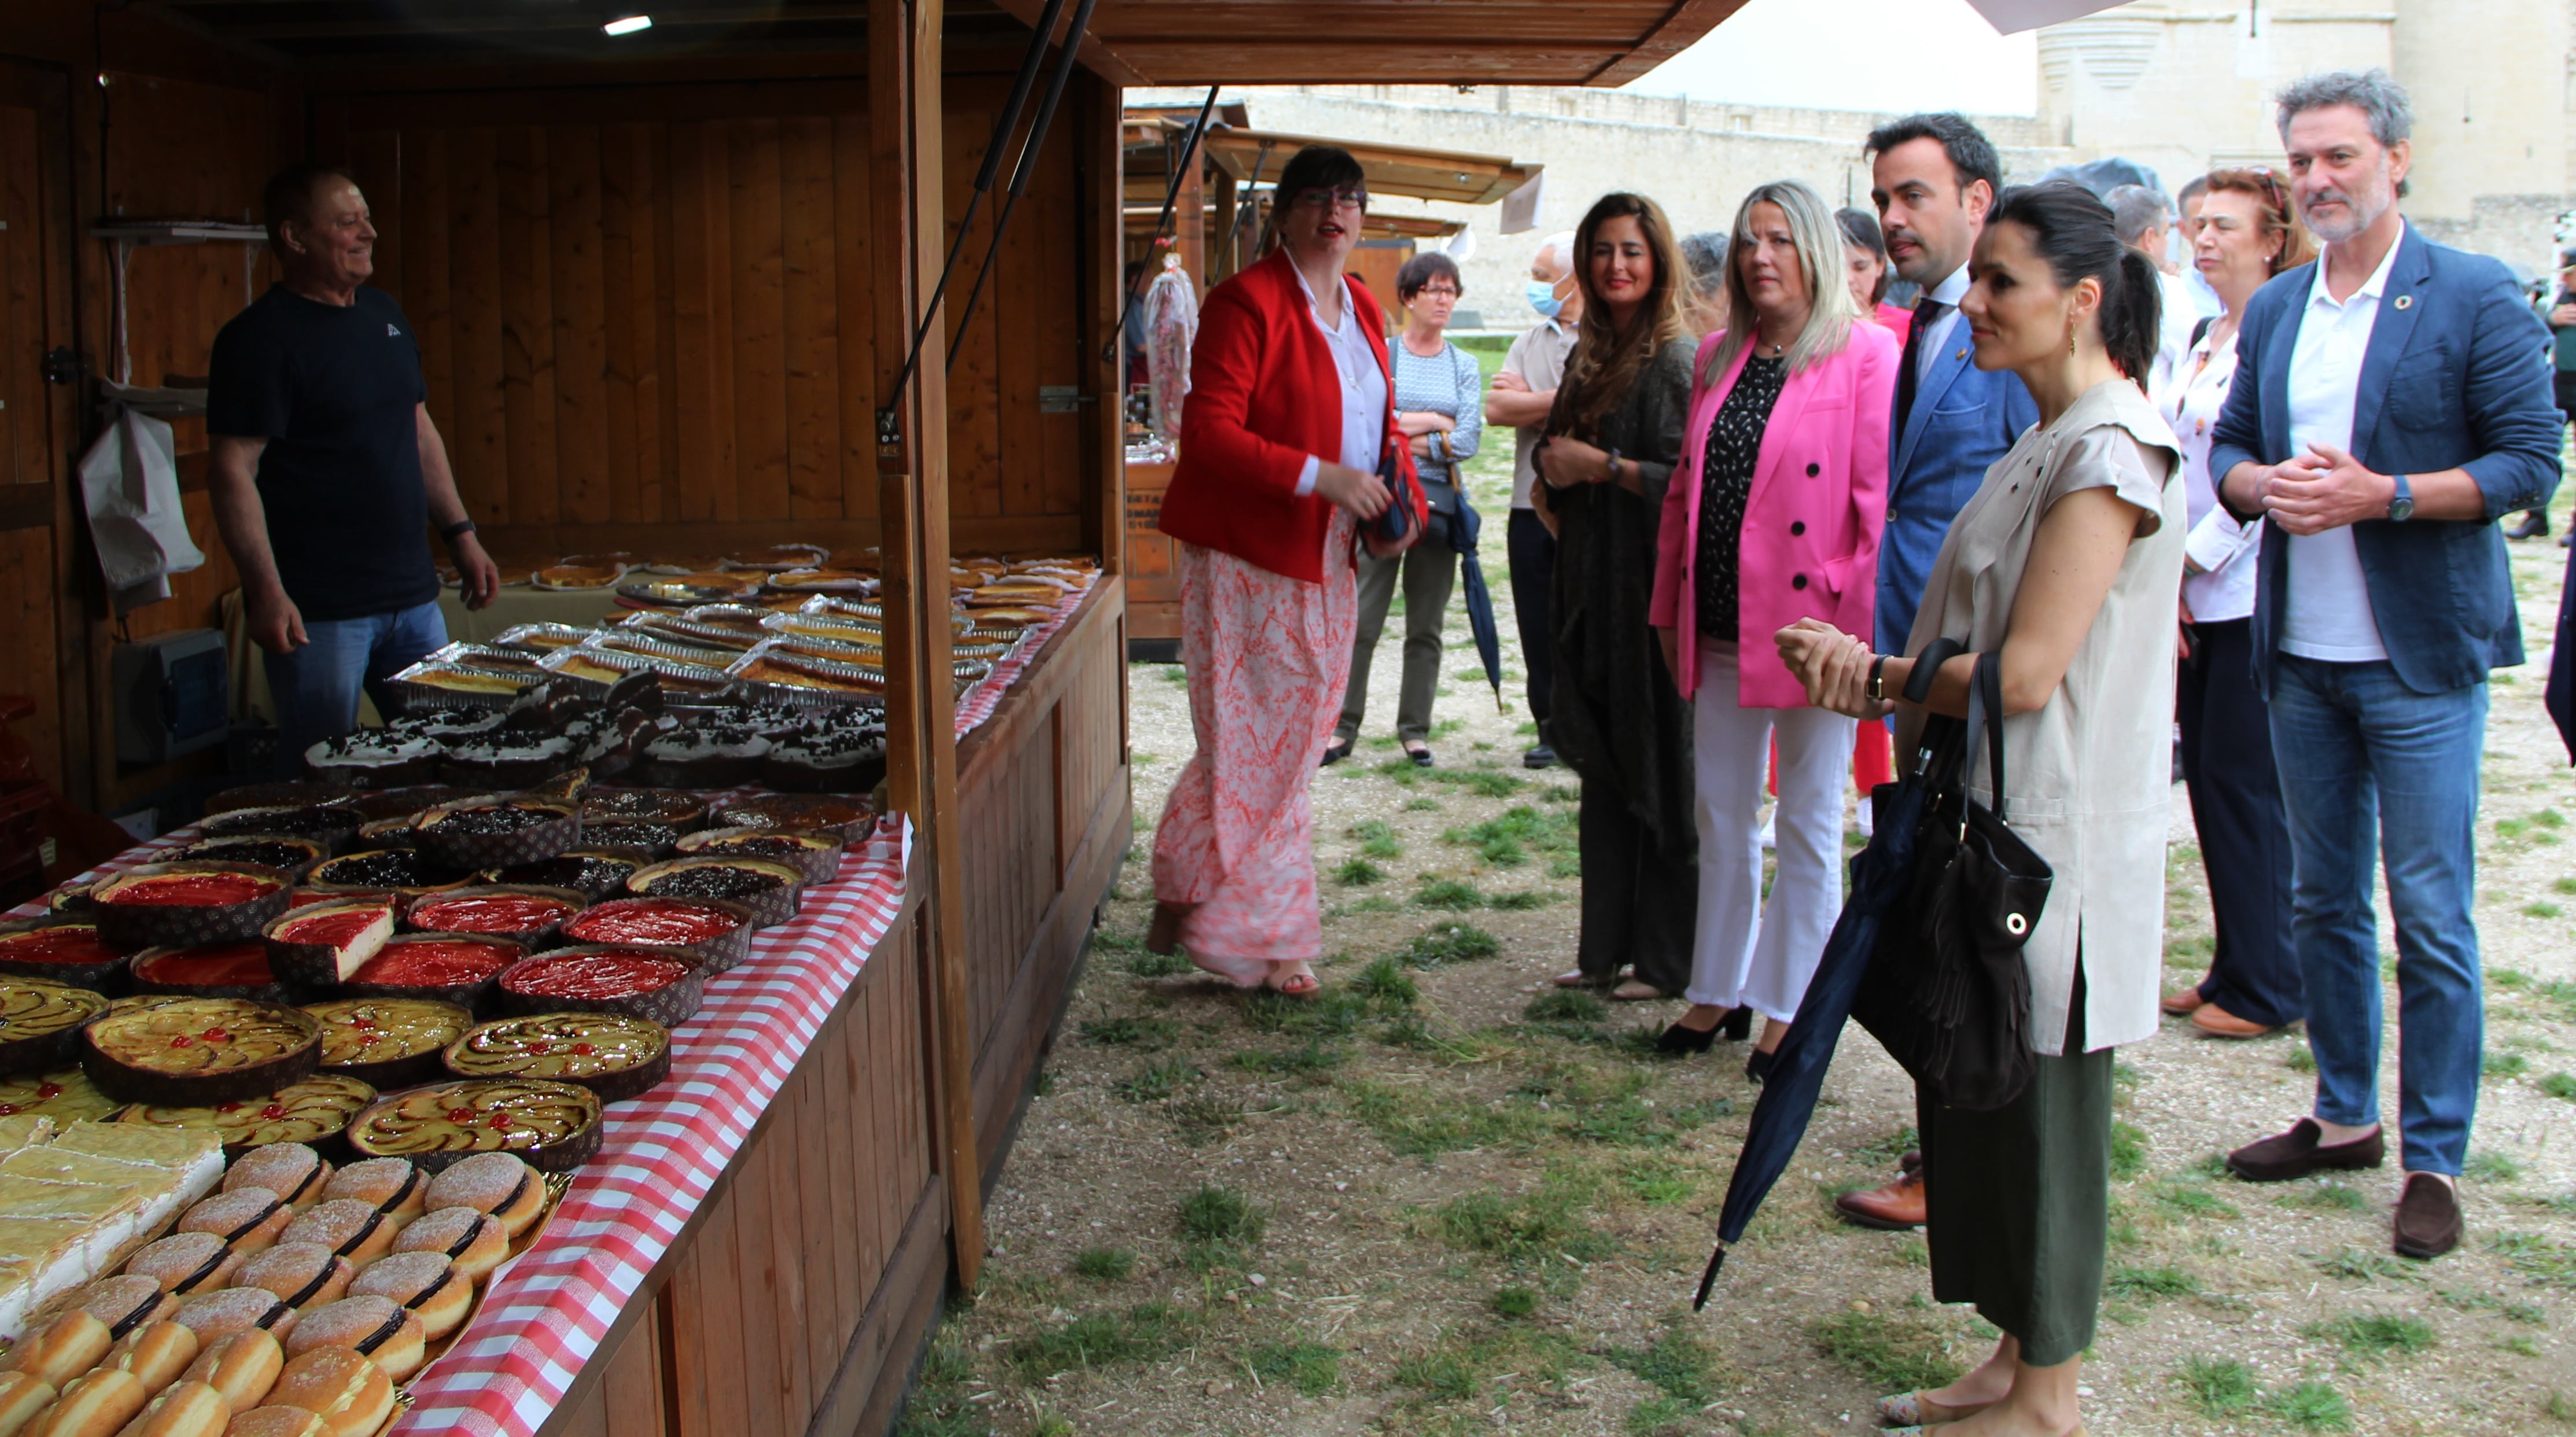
254, 1297, 292, 1330
175, 1247, 233, 1295
403, 1266, 456, 1311
283, 1258, 340, 1310
107, 1292, 160, 1341
444, 1217, 494, 1259
330, 1208, 385, 1259
223, 1199, 286, 1244
355, 1307, 410, 1355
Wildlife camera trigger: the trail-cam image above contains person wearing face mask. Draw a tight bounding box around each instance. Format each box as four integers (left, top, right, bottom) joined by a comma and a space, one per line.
2212, 71, 2560, 1262
1488, 231, 1584, 769
1148, 145, 1427, 1000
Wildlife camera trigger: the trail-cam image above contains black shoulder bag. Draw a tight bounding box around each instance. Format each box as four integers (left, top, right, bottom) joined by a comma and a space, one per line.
1851, 642, 2055, 1111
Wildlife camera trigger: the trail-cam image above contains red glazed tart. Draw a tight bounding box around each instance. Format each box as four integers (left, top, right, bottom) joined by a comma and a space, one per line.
91, 864, 293, 952
344, 1078, 602, 1173
302, 999, 473, 1090
443, 1012, 671, 1102
117, 1073, 378, 1156
404, 887, 583, 948
263, 902, 398, 986
496, 946, 703, 1027
0, 922, 130, 989
0, 978, 110, 1075
130, 942, 298, 1004
341, 935, 524, 1013
80, 997, 325, 1106
558, 896, 751, 972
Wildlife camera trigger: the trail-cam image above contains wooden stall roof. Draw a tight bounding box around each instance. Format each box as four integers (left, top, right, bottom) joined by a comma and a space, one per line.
1125, 121, 1541, 207
1122, 208, 1461, 241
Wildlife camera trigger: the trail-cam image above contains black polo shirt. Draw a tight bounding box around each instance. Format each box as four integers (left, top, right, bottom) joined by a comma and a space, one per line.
207, 284, 440, 623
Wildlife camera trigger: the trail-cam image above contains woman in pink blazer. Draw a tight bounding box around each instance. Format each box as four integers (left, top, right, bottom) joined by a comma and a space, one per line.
1647, 179, 1898, 1070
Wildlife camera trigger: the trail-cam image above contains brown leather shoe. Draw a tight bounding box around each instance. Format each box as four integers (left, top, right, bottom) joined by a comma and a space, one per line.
1836, 1170, 1925, 1230
2190, 1003, 2278, 1039
2226, 1118, 2386, 1182
2393, 1173, 2463, 1259
2161, 982, 2208, 1016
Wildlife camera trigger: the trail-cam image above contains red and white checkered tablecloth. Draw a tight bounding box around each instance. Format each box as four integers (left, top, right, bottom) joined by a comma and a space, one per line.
953, 576, 1096, 736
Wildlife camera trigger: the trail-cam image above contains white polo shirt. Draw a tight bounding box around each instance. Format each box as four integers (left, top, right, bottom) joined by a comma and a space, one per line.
2279, 232, 2404, 663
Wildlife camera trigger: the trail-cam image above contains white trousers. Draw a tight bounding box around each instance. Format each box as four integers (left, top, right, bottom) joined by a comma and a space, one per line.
1685, 642, 1856, 1019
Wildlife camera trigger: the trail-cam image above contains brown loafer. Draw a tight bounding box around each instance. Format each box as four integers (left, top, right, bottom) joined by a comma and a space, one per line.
2393, 1173, 2463, 1259
2190, 1003, 2278, 1039
2161, 982, 2208, 1016
1835, 1170, 1925, 1230
2226, 1118, 2385, 1182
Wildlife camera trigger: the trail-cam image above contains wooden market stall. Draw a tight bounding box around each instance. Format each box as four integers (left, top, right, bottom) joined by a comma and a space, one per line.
0, 2, 1744, 1433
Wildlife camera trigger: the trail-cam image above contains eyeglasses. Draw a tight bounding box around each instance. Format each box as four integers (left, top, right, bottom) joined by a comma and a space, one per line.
1412, 285, 1461, 300
1291, 187, 1368, 212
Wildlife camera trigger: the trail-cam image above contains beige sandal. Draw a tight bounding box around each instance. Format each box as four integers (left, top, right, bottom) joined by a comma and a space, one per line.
1609, 979, 1670, 1001
1263, 965, 1321, 1000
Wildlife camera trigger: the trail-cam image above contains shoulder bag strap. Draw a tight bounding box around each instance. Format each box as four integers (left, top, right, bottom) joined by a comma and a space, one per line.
1964, 651, 2010, 822
1897, 637, 1968, 780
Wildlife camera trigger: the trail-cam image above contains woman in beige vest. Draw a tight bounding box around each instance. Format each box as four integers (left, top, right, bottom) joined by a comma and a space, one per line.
1779, 183, 2183, 1437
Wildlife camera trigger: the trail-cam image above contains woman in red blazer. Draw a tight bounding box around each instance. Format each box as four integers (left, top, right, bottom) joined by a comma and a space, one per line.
1145, 145, 1425, 999
1648, 180, 1897, 1068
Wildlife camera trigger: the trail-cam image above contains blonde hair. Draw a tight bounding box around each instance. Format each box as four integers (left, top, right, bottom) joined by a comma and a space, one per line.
1703, 179, 1859, 385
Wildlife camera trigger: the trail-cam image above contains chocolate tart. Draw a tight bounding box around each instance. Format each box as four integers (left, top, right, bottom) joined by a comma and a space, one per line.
495, 945, 706, 1027
204, 782, 356, 817
443, 1013, 672, 1102
478, 852, 639, 903
303, 999, 474, 1090
578, 788, 706, 829
762, 727, 886, 794
262, 901, 399, 986
673, 827, 843, 884
403, 886, 585, 950
412, 801, 580, 874
707, 793, 875, 843
519, 767, 592, 805
338, 934, 526, 1014
355, 816, 421, 851
91, 863, 295, 953
0, 921, 132, 989
80, 998, 325, 1107
439, 736, 580, 791
165, 836, 327, 881
558, 896, 753, 973
0, 978, 110, 1074
302, 729, 444, 790
128, 942, 301, 1004
0, 1065, 120, 1122
116, 1073, 377, 1156
625, 857, 803, 928
344, 1077, 602, 1173
342, 787, 471, 823
577, 820, 680, 859
305, 849, 472, 897
197, 805, 362, 857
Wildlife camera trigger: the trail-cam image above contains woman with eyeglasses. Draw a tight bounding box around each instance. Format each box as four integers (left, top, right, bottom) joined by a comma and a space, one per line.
2158, 169, 2315, 1040
1149, 145, 1427, 999
1329, 251, 1483, 767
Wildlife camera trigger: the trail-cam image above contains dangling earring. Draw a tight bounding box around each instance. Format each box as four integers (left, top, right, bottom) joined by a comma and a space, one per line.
2066, 314, 2078, 358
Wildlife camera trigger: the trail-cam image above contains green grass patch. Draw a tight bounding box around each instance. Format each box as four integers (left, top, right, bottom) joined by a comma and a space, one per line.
1427, 1177, 1612, 1264
1444, 804, 1575, 866
891, 1337, 985, 1437
1348, 1081, 1546, 1158
2466, 1151, 2525, 1183
1113, 1058, 1194, 1104
1124, 945, 1192, 978
1071, 1247, 1135, 1281
1488, 1286, 1538, 1319
1081, 1015, 1178, 1048
1487, 890, 1550, 910
1334, 857, 1387, 886
1403, 797, 1442, 812
2491, 1230, 2576, 1287
1401, 922, 1502, 967
2311, 1247, 2416, 1283
2487, 1052, 2533, 1079
1523, 990, 1608, 1025
2107, 1263, 2198, 1299
1228, 1038, 1346, 1081
1004, 1301, 1189, 1376
1349, 820, 1404, 860
1415, 877, 1484, 910
2263, 1380, 2355, 1430
1178, 1185, 1266, 1246
1353, 956, 1420, 1006
1166, 1090, 1242, 1146
2153, 1184, 2240, 1219
2542, 1072, 2576, 1101
1809, 1309, 1965, 1392
1616, 1154, 1696, 1205
2306, 1311, 2435, 1358
2176, 1355, 2259, 1416
1244, 986, 1371, 1037
1247, 1340, 1340, 1396
2290, 1183, 2372, 1213
1605, 1325, 1724, 1406
2556, 876, 2576, 896
2524, 902, 2564, 920
1389, 1326, 1584, 1405
2108, 1120, 2148, 1180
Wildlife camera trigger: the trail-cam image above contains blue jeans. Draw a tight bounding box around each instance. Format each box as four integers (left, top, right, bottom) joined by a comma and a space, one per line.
2268, 654, 2486, 1175
264, 598, 449, 778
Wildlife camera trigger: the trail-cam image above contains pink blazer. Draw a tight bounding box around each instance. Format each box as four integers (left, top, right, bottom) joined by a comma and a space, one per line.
1649, 322, 1899, 706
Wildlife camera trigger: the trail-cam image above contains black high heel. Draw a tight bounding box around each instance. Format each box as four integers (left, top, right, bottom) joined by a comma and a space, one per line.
1745, 1047, 1776, 1084
1656, 1020, 1721, 1055
1720, 1006, 1753, 1041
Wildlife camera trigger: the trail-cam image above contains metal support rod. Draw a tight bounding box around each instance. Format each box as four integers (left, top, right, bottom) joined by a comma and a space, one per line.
1094, 82, 1220, 364
946, 0, 1105, 371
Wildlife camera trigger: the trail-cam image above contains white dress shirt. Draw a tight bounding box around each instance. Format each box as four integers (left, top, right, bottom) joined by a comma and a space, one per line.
1915, 264, 1973, 381
2161, 324, 2261, 622
2146, 269, 2202, 403
2279, 233, 2404, 662
1289, 264, 1388, 498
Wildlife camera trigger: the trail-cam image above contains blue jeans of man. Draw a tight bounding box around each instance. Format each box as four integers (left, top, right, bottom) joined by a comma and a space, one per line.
264, 598, 448, 778
2268, 654, 2486, 1175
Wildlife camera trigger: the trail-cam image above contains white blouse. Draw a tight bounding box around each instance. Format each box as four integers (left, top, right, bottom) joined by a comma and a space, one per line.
2158, 325, 2262, 623
1288, 264, 1389, 494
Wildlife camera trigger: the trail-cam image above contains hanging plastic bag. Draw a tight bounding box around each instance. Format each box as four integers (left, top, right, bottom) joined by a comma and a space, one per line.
78, 408, 204, 607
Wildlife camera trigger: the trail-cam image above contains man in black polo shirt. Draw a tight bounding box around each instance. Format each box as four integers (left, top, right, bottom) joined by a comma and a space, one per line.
208, 162, 499, 775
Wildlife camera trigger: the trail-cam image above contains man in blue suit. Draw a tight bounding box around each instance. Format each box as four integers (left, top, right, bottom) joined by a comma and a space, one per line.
2213, 71, 2560, 1261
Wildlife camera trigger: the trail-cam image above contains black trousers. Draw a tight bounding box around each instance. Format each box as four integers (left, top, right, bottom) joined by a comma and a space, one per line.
1575, 793, 1695, 996
2176, 617, 2304, 1027
1507, 508, 1557, 736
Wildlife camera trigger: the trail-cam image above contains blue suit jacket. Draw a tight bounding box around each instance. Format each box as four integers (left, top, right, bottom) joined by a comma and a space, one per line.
2209, 223, 2562, 696
1875, 318, 2040, 653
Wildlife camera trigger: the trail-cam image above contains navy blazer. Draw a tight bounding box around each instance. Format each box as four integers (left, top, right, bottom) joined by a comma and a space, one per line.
1875, 315, 2041, 653
2209, 223, 2562, 695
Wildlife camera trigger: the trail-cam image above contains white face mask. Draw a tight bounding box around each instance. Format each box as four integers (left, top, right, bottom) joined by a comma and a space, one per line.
1527, 278, 1565, 319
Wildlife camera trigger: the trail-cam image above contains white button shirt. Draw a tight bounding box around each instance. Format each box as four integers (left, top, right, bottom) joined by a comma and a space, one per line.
2162, 325, 2262, 622
2278, 234, 2403, 662
1289, 264, 1388, 496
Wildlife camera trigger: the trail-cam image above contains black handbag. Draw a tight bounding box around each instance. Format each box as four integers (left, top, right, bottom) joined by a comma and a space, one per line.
1851, 641, 2055, 1112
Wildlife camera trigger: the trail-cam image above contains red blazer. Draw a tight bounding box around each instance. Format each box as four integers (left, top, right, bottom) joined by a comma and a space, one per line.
1157, 250, 1424, 583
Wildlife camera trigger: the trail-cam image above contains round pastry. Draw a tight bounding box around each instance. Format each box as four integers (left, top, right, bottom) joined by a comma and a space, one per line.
624, 856, 802, 928
202, 784, 354, 819
121, 1233, 244, 1299
175, 1330, 283, 1413
0, 923, 128, 990
478, 852, 639, 903
496, 946, 703, 1026
281, 1296, 423, 1381
761, 725, 886, 794
126, 943, 296, 1005
558, 896, 750, 971
443, 1012, 670, 1102
98, 1321, 200, 1397
0, 1067, 118, 1123
175, 1189, 292, 1255
0, 1373, 50, 1435
0, 979, 110, 1076
68, 1274, 171, 1341
261, 903, 397, 989
632, 723, 769, 788
708, 792, 874, 843
194, 808, 358, 855
274, 1202, 392, 1270
403, 887, 583, 949
0, 1309, 111, 1387
104, 1379, 226, 1437
236, 1246, 354, 1313
115, 1074, 376, 1157
389, 1207, 507, 1283
303, 850, 469, 897
79, 999, 321, 1108
411, 801, 580, 874
168, 1287, 296, 1346
24, 1368, 145, 1437
301, 999, 471, 1091
420, 1152, 545, 1239
338, 935, 522, 1014
224, 1144, 331, 1210
344, 1252, 466, 1342
89, 866, 292, 953
162, 838, 325, 883
344, 1078, 601, 1173
301, 728, 442, 790
573, 820, 680, 858
223, 1409, 326, 1437
578, 790, 705, 828
316, 1159, 423, 1229
261, 1348, 390, 1437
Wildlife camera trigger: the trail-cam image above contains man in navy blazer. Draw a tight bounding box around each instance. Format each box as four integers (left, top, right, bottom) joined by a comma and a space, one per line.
2211, 71, 2560, 1261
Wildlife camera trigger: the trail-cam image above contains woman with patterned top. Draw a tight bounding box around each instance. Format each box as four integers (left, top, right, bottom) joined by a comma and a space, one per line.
1329, 252, 1484, 765
1648, 180, 1898, 1071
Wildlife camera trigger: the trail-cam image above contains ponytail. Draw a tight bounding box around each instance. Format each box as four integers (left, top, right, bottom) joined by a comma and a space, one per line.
2102, 248, 2162, 384
1988, 182, 2163, 386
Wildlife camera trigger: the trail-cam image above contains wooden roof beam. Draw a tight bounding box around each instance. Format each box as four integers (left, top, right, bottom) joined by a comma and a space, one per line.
1583, 0, 1752, 86
978, 0, 1148, 87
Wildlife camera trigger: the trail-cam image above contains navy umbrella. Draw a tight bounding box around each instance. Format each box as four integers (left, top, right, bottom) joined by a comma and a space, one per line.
1443, 497, 1507, 712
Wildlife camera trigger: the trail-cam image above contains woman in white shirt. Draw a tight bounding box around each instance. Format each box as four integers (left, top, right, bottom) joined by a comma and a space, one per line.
2159, 169, 2315, 1038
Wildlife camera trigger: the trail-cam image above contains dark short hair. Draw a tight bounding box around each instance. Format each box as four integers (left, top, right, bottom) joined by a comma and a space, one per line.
1396, 251, 1462, 302
1273, 145, 1367, 212
2176, 174, 2210, 207
1864, 113, 2002, 200
1835, 207, 1887, 260
1988, 182, 2162, 384
263, 161, 356, 252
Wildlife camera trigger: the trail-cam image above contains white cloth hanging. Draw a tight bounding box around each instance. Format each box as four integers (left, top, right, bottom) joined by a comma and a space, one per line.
78, 408, 204, 614
1143, 257, 1198, 437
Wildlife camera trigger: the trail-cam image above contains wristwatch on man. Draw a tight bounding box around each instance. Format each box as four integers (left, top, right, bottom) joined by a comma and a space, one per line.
2386, 473, 2415, 523
440, 518, 478, 547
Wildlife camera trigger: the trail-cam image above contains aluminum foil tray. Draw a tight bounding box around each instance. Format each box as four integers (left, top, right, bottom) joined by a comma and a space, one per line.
539, 642, 739, 701
491, 622, 598, 654
588, 629, 753, 670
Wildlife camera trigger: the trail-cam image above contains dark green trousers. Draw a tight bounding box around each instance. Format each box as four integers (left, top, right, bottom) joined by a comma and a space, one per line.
1337, 526, 1458, 745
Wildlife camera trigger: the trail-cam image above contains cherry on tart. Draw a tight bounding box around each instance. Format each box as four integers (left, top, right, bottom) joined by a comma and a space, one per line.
261, 902, 397, 986
0, 1065, 119, 1122
117, 1073, 378, 1156
411, 801, 580, 873
559, 896, 753, 972
344, 1078, 602, 1173
625, 856, 802, 928
340, 935, 525, 1014
301, 999, 473, 1090
128, 942, 298, 1004
403, 886, 584, 949
90, 864, 293, 952
0, 922, 130, 989
0, 978, 111, 1075
496, 945, 705, 1027
672, 827, 842, 883
444, 1012, 670, 1101
80, 998, 323, 1107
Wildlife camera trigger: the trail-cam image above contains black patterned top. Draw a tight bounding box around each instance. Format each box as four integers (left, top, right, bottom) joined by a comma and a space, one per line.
1695, 353, 1787, 640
